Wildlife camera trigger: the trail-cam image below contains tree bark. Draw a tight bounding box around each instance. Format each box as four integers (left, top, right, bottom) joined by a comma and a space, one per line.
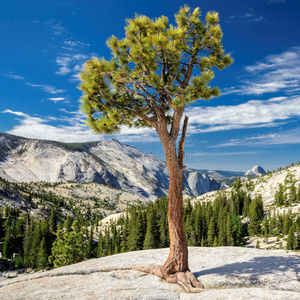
162, 117, 188, 276
136, 116, 204, 292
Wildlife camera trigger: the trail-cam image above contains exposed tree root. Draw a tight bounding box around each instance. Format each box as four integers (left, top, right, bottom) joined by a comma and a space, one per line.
135, 265, 205, 293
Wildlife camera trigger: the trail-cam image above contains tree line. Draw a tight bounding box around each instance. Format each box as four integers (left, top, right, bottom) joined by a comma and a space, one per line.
1, 181, 300, 270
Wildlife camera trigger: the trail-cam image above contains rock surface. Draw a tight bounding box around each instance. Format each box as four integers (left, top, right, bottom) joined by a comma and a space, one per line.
1, 247, 300, 299
0, 133, 221, 200
245, 165, 266, 178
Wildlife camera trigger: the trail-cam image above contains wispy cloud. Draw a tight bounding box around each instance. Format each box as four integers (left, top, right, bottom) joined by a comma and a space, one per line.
213, 129, 300, 147
202, 151, 260, 156
224, 47, 300, 96
26, 82, 66, 94
5, 72, 66, 95
48, 97, 66, 102
228, 8, 264, 25
186, 95, 300, 133
267, 0, 286, 3
44, 19, 67, 36
55, 53, 89, 76
4, 73, 24, 80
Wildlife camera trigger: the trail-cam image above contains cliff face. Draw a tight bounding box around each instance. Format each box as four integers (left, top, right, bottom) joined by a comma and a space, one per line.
0, 133, 221, 199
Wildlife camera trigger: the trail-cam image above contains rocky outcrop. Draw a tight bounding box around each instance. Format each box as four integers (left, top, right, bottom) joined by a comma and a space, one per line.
1, 247, 300, 299
245, 165, 266, 178
0, 133, 221, 200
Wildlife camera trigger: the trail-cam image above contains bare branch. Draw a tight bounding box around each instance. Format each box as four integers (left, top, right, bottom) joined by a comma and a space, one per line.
178, 115, 189, 169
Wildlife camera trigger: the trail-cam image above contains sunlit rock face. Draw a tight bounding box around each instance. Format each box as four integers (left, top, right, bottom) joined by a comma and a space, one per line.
245, 165, 266, 178
0, 133, 221, 200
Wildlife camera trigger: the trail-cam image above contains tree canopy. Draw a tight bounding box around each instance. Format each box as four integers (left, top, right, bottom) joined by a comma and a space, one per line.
79, 6, 233, 135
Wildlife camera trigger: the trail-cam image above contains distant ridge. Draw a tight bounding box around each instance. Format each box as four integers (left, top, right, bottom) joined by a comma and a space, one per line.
245, 165, 266, 178
0, 133, 221, 199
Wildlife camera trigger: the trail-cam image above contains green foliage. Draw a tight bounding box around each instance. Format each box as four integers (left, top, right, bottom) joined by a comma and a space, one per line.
49, 229, 86, 268
79, 6, 233, 134
249, 195, 264, 235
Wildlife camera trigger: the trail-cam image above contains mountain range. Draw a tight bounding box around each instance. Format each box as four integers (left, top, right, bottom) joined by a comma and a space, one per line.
0, 133, 222, 200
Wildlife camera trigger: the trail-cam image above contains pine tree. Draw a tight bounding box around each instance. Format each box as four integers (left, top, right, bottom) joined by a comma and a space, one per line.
30, 221, 42, 267
213, 236, 218, 247
65, 215, 73, 233
86, 227, 94, 259
249, 195, 264, 235
287, 226, 296, 250
143, 210, 158, 249
207, 218, 216, 246
283, 211, 292, 235
23, 221, 33, 267
127, 208, 143, 251
97, 232, 104, 257
226, 213, 234, 246
79, 5, 232, 288
3, 226, 14, 258
49, 229, 86, 268
49, 208, 57, 233
36, 238, 49, 269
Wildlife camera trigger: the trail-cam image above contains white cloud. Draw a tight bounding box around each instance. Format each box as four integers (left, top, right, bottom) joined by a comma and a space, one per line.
26, 82, 66, 94
225, 47, 300, 95
2, 109, 26, 117
2, 109, 158, 143
213, 129, 300, 147
186, 95, 300, 133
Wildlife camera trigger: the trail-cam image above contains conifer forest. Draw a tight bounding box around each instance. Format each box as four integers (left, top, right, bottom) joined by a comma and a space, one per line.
1, 173, 300, 271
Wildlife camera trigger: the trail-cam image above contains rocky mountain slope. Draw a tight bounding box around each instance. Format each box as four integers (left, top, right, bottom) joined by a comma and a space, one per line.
1, 247, 299, 299
0, 178, 145, 218
0, 133, 221, 200
195, 164, 300, 209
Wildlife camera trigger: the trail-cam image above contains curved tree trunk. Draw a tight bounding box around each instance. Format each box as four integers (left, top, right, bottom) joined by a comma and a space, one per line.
162, 144, 188, 276
136, 116, 204, 292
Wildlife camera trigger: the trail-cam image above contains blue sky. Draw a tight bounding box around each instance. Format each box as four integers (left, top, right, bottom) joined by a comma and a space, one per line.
1, 0, 300, 172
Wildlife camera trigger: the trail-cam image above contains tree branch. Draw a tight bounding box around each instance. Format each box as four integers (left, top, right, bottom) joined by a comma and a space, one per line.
178, 115, 189, 169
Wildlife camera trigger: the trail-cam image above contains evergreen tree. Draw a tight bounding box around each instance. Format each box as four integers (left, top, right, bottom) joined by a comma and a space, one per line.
49, 229, 86, 268
65, 215, 73, 233
127, 208, 143, 251
49, 208, 57, 233
249, 195, 264, 235
283, 211, 293, 235
36, 238, 49, 269
97, 232, 104, 257
30, 221, 42, 267
3, 226, 14, 258
23, 221, 33, 267
287, 226, 296, 250
275, 184, 285, 206
86, 227, 94, 259
143, 210, 158, 249
79, 5, 232, 288
213, 236, 218, 247
226, 213, 234, 246
207, 218, 216, 246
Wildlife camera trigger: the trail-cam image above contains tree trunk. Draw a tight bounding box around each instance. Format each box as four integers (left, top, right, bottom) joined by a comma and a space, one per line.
135, 117, 204, 292
163, 144, 188, 276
